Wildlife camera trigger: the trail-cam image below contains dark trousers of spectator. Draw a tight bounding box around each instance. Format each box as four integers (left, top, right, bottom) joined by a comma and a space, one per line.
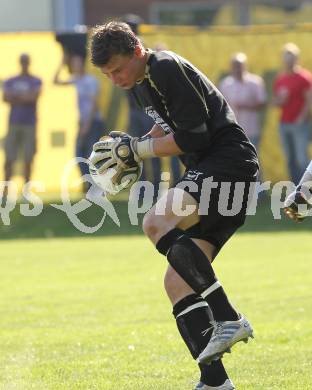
279, 122, 310, 184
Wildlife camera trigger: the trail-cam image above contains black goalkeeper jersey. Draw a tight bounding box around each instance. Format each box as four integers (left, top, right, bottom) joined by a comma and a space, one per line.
130, 50, 258, 175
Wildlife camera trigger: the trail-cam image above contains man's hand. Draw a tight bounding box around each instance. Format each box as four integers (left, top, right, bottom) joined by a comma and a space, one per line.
90, 133, 140, 174
108, 132, 140, 167
283, 187, 312, 222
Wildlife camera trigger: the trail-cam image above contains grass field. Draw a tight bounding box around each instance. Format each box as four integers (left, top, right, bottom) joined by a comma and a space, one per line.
0, 202, 312, 390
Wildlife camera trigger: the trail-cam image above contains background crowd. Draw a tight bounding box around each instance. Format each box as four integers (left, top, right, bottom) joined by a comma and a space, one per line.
1, 20, 312, 197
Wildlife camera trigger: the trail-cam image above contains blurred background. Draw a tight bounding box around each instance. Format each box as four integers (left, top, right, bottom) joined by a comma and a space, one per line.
0, 0, 312, 194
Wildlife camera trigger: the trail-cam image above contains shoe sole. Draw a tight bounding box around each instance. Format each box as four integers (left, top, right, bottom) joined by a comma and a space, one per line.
193, 380, 236, 390
198, 333, 254, 365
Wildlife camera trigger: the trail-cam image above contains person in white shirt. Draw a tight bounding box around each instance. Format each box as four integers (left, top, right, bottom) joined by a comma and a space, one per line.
53, 55, 106, 192
219, 52, 267, 149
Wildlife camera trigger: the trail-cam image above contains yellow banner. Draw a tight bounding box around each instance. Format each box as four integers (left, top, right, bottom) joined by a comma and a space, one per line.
0, 26, 311, 193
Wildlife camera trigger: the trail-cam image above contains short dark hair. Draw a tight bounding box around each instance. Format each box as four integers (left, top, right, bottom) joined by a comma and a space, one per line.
90, 21, 139, 67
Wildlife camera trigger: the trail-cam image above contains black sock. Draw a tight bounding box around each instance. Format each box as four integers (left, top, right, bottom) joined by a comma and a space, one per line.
157, 229, 238, 321
173, 294, 229, 387
203, 288, 239, 322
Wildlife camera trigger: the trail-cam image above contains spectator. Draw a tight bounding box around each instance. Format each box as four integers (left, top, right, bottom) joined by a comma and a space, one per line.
53, 55, 105, 192
219, 52, 267, 149
2, 53, 42, 195
273, 43, 312, 183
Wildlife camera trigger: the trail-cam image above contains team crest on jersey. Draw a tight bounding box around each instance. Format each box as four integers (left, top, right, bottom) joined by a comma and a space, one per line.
185, 170, 204, 181
145, 106, 173, 134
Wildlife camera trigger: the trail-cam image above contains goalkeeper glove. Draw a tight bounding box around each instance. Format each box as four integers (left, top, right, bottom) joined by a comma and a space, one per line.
108, 131, 155, 164
284, 185, 312, 222
90, 132, 155, 175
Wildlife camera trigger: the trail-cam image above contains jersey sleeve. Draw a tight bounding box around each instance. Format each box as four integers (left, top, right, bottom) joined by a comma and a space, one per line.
151, 56, 212, 153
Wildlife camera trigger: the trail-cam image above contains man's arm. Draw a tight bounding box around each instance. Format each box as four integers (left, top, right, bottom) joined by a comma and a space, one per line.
117, 131, 182, 161
3, 89, 17, 104
3, 79, 18, 104
151, 133, 182, 157
91, 131, 182, 174
3, 84, 41, 105
272, 79, 288, 106
53, 61, 73, 86
150, 56, 211, 153
17, 88, 41, 104
235, 101, 266, 110
145, 124, 166, 138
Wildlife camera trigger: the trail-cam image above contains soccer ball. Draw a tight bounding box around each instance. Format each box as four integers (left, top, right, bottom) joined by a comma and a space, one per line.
88, 146, 143, 195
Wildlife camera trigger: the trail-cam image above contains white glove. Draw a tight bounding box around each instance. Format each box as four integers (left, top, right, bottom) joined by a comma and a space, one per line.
89, 136, 121, 174
89, 130, 156, 175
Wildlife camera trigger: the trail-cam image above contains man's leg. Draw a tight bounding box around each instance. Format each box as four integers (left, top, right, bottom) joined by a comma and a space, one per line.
143, 188, 238, 387
3, 126, 18, 200
143, 188, 253, 365
293, 122, 311, 183
23, 125, 37, 185
2, 159, 13, 201
24, 161, 32, 183
4, 159, 13, 183
165, 266, 234, 389
279, 123, 298, 183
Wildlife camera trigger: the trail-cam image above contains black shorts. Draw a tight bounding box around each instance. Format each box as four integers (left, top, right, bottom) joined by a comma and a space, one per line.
174, 160, 258, 257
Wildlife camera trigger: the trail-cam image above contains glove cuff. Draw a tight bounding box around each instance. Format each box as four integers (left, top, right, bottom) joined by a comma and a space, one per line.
134, 137, 156, 159
297, 163, 312, 203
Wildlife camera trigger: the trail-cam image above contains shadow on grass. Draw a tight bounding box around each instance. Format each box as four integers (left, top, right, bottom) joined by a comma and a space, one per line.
0, 198, 311, 240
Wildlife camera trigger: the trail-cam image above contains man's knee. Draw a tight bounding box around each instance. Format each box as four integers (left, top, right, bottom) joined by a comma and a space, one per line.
142, 212, 173, 243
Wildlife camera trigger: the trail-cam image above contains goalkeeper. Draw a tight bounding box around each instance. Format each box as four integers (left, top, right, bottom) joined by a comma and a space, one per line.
89, 21, 259, 390
284, 161, 312, 222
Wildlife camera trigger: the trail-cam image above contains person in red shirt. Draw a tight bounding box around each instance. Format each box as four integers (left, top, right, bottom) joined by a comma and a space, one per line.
273, 43, 312, 183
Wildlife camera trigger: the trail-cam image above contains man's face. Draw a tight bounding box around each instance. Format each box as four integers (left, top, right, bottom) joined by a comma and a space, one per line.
283, 51, 297, 69
20, 54, 30, 73
100, 50, 145, 89
231, 60, 245, 79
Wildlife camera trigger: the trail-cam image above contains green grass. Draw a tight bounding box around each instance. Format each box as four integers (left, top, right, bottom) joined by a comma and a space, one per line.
0, 231, 311, 389
1, 197, 312, 240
